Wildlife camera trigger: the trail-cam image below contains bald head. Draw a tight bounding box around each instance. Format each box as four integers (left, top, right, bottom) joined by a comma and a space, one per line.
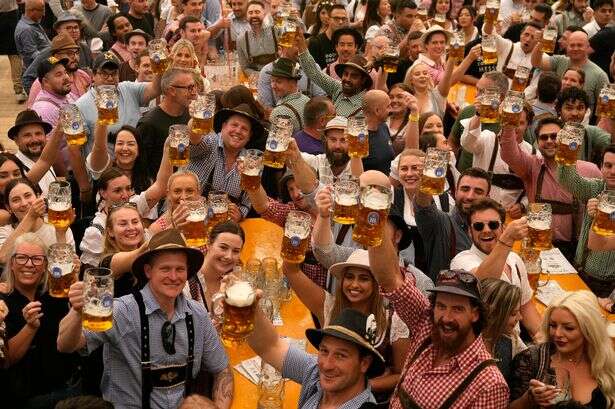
363, 90, 391, 122
566, 31, 590, 62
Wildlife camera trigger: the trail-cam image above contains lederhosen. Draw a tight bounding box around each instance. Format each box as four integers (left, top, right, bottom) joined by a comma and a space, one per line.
245, 27, 278, 70
388, 338, 497, 409
487, 140, 526, 204
535, 164, 579, 261
133, 291, 196, 409
502, 44, 536, 83
372, 309, 395, 404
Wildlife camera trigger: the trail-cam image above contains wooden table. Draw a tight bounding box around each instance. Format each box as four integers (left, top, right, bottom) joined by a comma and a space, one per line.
230, 218, 314, 409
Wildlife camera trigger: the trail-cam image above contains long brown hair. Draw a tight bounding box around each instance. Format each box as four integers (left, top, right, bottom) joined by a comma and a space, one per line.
480, 278, 521, 355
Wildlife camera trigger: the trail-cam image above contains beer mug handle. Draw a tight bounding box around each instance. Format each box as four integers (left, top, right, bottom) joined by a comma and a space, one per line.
211, 292, 225, 331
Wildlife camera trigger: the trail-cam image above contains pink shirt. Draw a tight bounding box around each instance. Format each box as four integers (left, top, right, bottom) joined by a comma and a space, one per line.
500, 127, 602, 242
27, 69, 91, 108
416, 53, 445, 85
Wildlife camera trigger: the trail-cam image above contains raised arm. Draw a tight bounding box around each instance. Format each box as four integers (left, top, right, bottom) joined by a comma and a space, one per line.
295, 29, 343, 97
286, 140, 318, 195
144, 139, 173, 209
436, 55, 456, 99
109, 241, 149, 279
404, 95, 420, 150
367, 222, 404, 292
57, 281, 87, 353
0, 198, 46, 263
142, 71, 163, 103
499, 125, 533, 179
246, 297, 290, 373
450, 44, 482, 85
557, 164, 604, 203
26, 126, 64, 184
459, 113, 486, 155
531, 31, 551, 71
212, 365, 233, 409
282, 261, 326, 324
89, 122, 111, 173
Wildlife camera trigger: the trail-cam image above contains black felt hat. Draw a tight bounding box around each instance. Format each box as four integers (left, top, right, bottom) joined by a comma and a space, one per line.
8, 110, 53, 140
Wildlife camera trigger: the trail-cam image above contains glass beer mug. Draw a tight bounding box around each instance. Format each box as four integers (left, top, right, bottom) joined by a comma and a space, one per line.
207, 191, 229, 232
221, 279, 257, 345
520, 238, 542, 291
419, 148, 449, 195
347, 116, 369, 159
417, 6, 428, 21
479, 87, 500, 124
382, 45, 400, 73
182, 198, 208, 248
263, 118, 293, 169
279, 18, 298, 48
258, 361, 285, 409
596, 84, 615, 119
48, 243, 76, 298
262, 257, 283, 301
332, 179, 360, 225
59, 104, 87, 146
149, 38, 170, 74
95, 85, 119, 125
240, 149, 264, 191
281, 210, 311, 263
481, 34, 498, 65
592, 190, 615, 236
352, 185, 392, 247
449, 32, 465, 64
83, 267, 114, 332
168, 124, 190, 167
528, 203, 553, 251
48, 180, 72, 229
542, 26, 557, 54
189, 93, 216, 135
500, 91, 524, 127
555, 122, 584, 166
512, 66, 531, 92
243, 258, 264, 289
484, 0, 500, 24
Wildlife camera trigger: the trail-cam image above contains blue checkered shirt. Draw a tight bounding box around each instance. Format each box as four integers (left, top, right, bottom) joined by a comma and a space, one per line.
84, 284, 229, 409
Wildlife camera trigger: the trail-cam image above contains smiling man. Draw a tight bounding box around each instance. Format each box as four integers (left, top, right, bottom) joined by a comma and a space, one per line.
237, 0, 278, 77
268, 58, 310, 133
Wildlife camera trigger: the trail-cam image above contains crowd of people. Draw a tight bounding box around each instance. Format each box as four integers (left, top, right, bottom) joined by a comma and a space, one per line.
2, 0, 615, 408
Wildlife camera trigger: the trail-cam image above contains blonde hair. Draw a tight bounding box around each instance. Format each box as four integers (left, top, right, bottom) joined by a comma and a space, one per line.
542, 291, 615, 408
397, 148, 426, 170
165, 170, 201, 212
404, 61, 434, 92
170, 39, 206, 90
1, 233, 49, 295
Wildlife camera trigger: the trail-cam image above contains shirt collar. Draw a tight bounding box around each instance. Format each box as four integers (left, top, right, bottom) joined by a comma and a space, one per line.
313, 382, 374, 408
22, 16, 38, 25
278, 92, 303, 104
418, 53, 444, 67
141, 283, 188, 322
469, 244, 488, 260
451, 335, 490, 372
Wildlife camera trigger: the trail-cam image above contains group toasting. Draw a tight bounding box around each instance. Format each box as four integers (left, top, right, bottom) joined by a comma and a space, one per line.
4, 0, 615, 408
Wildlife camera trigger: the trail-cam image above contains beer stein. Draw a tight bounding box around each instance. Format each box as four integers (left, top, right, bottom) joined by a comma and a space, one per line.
263, 122, 292, 169
48, 243, 76, 298
276, 2, 291, 27
419, 148, 449, 195
262, 257, 283, 300
182, 198, 208, 248
478, 87, 500, 124
555, 122, 584, 166
527, 203, 553, 251
542, 26, 557, 54
148, 39, 170, 75
592, 190, 615, 236
382, 45, 400, 73
417, 6, 428, 21
189, 93, 216, 135
484, 0, 500, 24
207, 191, 229, 232
347, 116, 369, 159
481, 34, 498, 65
94, 85, 119, 125
59, 104, 87, 146
168, 124, 190, 167
520, 238, 542, 291
243, 258, 264, 288
281, 211, 311, 264
279, 18, 298, 48
240, 149, 264, 191
83, 267, 114, 332
352, 184, 392, 247
47, 181, 72, 229
512, 65, 530, 92
449, 32, 465, 64
258, 361, 285, 409
434, 13, 447, 27
500, 91, 524, 127
332, 179, 360, 225
221, 279, 257, 345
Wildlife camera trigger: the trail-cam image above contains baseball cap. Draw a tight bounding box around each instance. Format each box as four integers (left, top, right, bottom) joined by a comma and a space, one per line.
325, 116, 347, 132
37, 56, 69, 82
94, 51, 121, 71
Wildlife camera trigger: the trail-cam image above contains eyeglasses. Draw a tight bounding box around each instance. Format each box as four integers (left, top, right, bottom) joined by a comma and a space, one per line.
171, 84, 197, 92
437, 269, 477, 284
538, 132, 558, 141
97, 70, 118, 79
162, 321, 176, 355
12, 253, 47, 266
471, 220, 501, 231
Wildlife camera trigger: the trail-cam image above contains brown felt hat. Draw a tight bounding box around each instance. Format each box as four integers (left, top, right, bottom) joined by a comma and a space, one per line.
51, 32, 79, 53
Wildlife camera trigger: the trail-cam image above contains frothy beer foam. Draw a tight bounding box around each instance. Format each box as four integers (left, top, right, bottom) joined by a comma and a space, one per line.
243, 167, 261, 176
362, 191, 389, 210
598, 202, 615, 214
225, 281, 255, 307
336, 194, 358, 206
49, 201, 71, 212
528, 219, 550, 230
187, 213, 206, 223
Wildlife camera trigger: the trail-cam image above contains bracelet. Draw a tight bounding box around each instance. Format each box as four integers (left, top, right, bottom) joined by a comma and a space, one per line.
408, 112, 420, 122
497, 238, 513, 248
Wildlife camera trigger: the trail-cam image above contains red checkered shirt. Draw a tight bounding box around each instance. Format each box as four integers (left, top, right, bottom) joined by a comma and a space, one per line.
261, 199, 327, 289
383, 274, 510, 409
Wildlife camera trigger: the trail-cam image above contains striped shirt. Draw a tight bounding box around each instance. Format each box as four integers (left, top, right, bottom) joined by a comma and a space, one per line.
271, 92, 310, 134
298, 51, 365, 117
557, 165, 615, 280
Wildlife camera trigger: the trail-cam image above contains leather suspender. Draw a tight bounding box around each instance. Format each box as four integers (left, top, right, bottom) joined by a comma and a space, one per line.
448, 215, 457, 263
438, 359, 498, 409
335, 224, 352, 245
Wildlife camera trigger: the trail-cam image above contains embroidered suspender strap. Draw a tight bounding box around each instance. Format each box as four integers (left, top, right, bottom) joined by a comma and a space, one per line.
271, 26, 278, 50
439, 359, 498, 409
281, 102, 303, 129
439, 192, 450, 213
185, 313, 195, 396
502, 44, 516, 79
133, 290, 153, 409
335, 224, 352, 245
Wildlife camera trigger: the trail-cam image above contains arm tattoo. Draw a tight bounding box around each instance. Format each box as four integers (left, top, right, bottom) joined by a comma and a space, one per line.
213, 365, 234, 409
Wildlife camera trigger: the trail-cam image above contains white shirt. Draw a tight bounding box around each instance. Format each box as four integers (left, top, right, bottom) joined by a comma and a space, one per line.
301, 153, 352, 183
583, 20, 614, 38
460, 117, 540, 209
450, 244, 533, 305
499, 0, 525, 32
0, 222, 75, 250
15, 151, 56, 197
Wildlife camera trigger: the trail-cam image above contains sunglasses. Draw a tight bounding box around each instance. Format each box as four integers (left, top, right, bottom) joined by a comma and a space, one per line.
437, 269, 477, 284
538, 132, 558, 141
472, 220, 501, 231
162, 321, 176, 355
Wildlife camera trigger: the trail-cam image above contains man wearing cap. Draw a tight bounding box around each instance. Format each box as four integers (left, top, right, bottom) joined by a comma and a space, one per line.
237, 0, 278, 77
268, 58, 310, 133
119, 29, 151, 82
307, 5, 349, 68
248, 306, 385, 408
31, 56, 77, 130
58, 229, 233, 409
75, 50, 162, 155
53, 12, 94, 71
14, 0, 50, 72
25, 32, 92, 105
187, 104, 265, 220
137, 68, 196, 179
366, 229, 510, 409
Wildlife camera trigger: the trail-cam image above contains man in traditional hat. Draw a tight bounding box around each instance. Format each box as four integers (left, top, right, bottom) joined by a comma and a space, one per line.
119, 28, 151, 82
248, 306, 385, 408
57, 229, 234, 409
187, 103, 266, 220
53, 12, 94, 70
268, 58, 310, 133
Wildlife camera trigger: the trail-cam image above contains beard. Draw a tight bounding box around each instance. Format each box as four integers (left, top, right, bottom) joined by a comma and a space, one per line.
431, 317, 472, 354
326, 147, 350, 168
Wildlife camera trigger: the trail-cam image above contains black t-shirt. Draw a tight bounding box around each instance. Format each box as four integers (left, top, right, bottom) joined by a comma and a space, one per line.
2, 290, 78, 405
118, 61, 137, 82
136, 106, 190, 179
126, 13, 156, 38
307, 32, 337, 68
503, 23, 524, 43
589, 27, 615, 81
362, 123, 395, 175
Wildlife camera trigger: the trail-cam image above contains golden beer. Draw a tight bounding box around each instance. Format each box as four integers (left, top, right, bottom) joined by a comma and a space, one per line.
169, 144, 190, 167
83, 307, 113, 332
597, 93, 610, 119
263, 147, 286, 168
222, 281, 256, 345
151, 56, 170, 75
449, 44, 465, 63
281, 233, 310, 263
609, 94, 615, 119
382, 56, 399, 73
479, 101, 499, 123
527, 271, 540, 291
592, 202, 615, 236
501, 109, 521, 127
48, 261, 76, 298
333, 196, 359, 225
528, 219, 552, 250
555, 141, 579, 165
97, 107, 118, 125
208, 209, 229, 227
279, 31, 296, 48
66, 131, 87, 146
347, 131, 369, 158
541, 37, 556, 54
419, 169, 446, 195
183, 214, 207, 248
501, 91, 524, 127
149, 39, 170, 74
352, 206, 389, 247
484, 5, 499, 24
48, 202, 72, 229
241, 169, 261, 191
482, 48, 498, 65
512, 67, 530, 92
191, 116, 213, 135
